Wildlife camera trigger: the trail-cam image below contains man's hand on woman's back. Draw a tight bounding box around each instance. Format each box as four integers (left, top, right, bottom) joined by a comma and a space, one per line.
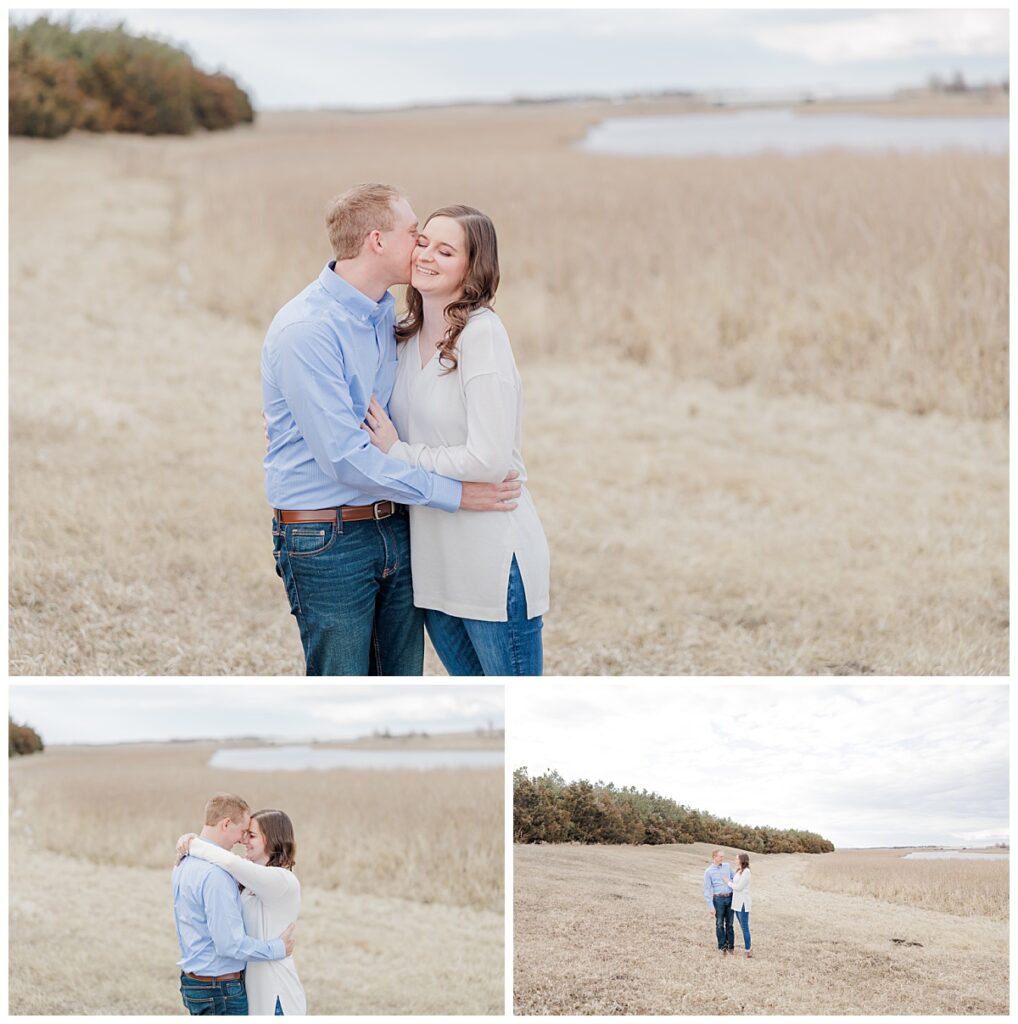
460, 470, 521, 511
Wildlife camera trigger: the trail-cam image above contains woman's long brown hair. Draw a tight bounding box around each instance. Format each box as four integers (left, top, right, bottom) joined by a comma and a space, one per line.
237, 809, 295, 894
396, 205, 500, 374
736, 853, 750, 874
251, 809, 296, 871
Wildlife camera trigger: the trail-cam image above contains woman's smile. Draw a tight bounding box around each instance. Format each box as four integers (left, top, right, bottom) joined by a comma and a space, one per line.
410, 216, 469, 294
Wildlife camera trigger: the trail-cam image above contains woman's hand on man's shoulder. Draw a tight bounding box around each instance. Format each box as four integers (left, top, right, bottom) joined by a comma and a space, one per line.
175, 832, 198, 865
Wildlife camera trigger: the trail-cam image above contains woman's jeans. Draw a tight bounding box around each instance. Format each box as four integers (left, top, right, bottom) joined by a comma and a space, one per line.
735, 908, 751, 950
272, 508, 423, 676
275, 995, 284, 1015
424, 556, 543, 676
179, 973, 247, 1015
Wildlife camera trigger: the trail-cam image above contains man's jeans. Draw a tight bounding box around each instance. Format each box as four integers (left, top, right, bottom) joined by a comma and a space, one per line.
735, 908, 751, 950
713, 893, 734, 950
424, 556, 543, 676
179, 972, 247, 1015
273, 508, 423, 676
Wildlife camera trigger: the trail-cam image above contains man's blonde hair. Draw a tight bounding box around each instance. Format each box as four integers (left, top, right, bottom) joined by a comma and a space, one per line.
204, 793, 250, 826
326, 183, 402, 260
712, 848, 723, 858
